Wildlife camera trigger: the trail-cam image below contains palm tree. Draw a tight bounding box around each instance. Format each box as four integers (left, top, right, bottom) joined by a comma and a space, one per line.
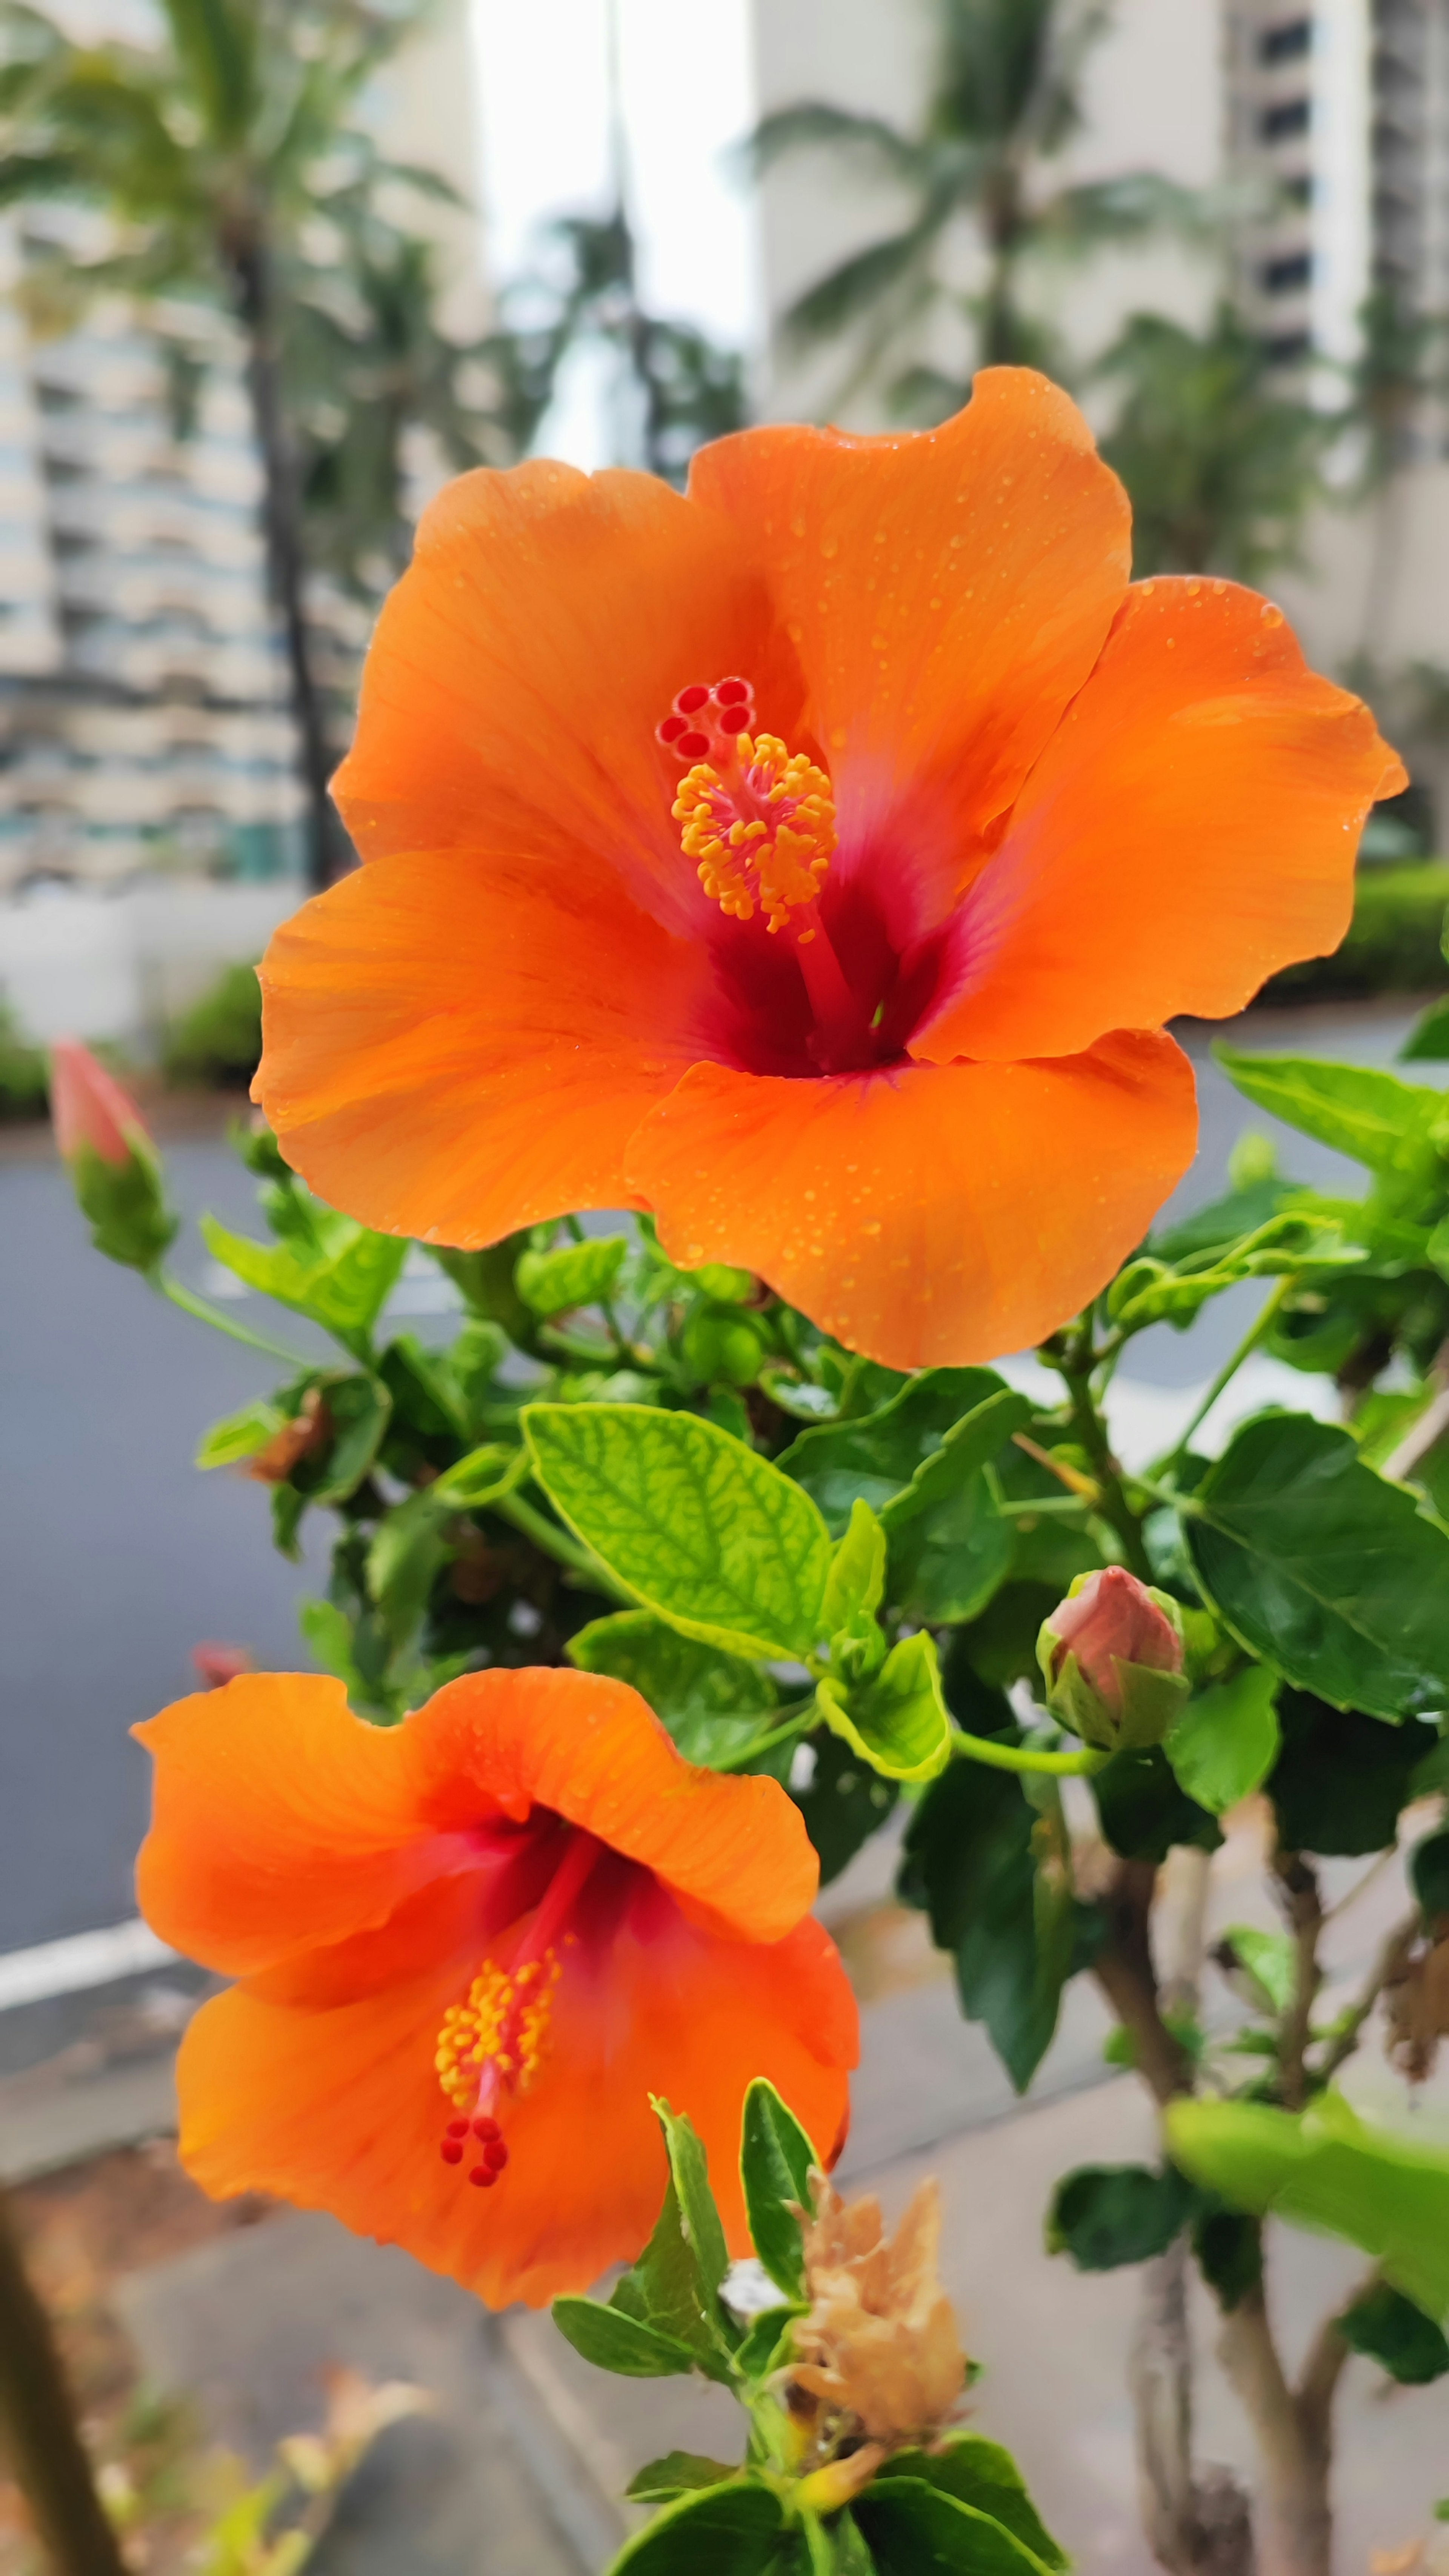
0, 0, 452, 889
291, 215, 512, 598
1096, 304, 1330, 583
749, 0, 1201, 419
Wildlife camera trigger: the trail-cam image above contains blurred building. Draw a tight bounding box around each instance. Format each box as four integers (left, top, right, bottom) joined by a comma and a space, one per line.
0, 0, 484, 1042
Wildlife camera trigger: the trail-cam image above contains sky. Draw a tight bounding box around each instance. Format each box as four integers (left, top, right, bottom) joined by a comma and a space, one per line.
470, 0, 760, 467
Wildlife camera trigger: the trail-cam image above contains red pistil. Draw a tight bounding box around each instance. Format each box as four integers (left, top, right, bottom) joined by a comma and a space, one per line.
436, 1827, 604, 2195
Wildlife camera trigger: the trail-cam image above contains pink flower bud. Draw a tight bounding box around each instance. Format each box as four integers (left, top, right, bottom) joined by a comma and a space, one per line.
191, 1643, 255, 1691
49, 1040, 148, 1168
1044, 1567, 1183, 1715
1038, 1567, 1189, 1752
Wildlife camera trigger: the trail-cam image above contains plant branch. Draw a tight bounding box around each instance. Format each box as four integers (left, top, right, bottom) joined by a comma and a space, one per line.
0, 2184, 129, 2576
1094, 1858, 1195, 2104
1272, 1851, 1324, 2113
494, 1490, 629, 1598
158, 1274, 309, 1365
1312, 1911, 1419, 2088
1155, 1276, 1296, 1476
1043, 1325, 1155, 1579
953, 1731, 1109, 1779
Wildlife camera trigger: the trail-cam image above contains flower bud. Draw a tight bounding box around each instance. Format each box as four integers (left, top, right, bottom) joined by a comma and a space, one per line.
1037, 1566, 1189, 1752
49, 1040, 177, 1273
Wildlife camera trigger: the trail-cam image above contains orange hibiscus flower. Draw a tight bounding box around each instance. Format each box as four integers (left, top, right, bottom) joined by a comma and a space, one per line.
134, 1667, 856, 2308
255, 368, 1402, 1370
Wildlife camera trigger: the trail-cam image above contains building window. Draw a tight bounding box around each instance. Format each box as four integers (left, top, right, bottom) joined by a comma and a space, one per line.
1260, 18, 1312, 64
1261, 251, 1313, 292
1263, 329, 1312, 365
1261, 97, 1311, 141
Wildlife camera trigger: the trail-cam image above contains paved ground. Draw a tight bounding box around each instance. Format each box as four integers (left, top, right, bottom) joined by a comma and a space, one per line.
0, 996, 1432, 1953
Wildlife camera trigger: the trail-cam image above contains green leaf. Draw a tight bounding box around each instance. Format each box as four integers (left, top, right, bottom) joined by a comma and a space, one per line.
899, 1760, 1075, 2093
431, 1443, 526, 1509
1269, 1691, 1431, 1855
1183, 1415, 1449, 1721
1164, 1667, 1280, 1814
515, 1235, 629, 1316
1047, 2164, 1200, 2270
1109, 1215, 1359, 1333
297, 1597, 367, 1699
872, 2438, 1065, 2572
1338, 2281, 1449, 2384
730, 2304, 800, 2384
1220, 1925, 1298, 2017
1094, 1746, 1221, 1864
523, 1404, 832, 1659
366, 1493, 454, 1652
778, 1369, 1013, 1534
200, 1213, 407, 1343
605, 2479, 788, 2573
303, 1375, 392, 1506
792, 1729, 898, 1885
741, 2079, 815, 2299
652, 2096, 730, 2304
1192, 2210, 1263, 2311
550, 2298, 700, 2378
624, 2455, 739, 2505
817, 1631, 953, 1782
821, 1499, 888, 1635
610, 2180, 734, 2385
567, 1610, 776, 1763
880, 1394, 1023, 1624
194, 1395, 287, 1469
1166, 2091, 1449, 2321
1215, 1048, 1448, 1189
855, 2476, 1053, 2576
1401, 996, 1449, 1061
1412, 1827, 1449, 1920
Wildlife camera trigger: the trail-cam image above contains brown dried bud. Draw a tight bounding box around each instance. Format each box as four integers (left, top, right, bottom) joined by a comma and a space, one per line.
1386, 1936, 1449, 2082
246, 1387, 332, 1485
785, 2175, 966, 2457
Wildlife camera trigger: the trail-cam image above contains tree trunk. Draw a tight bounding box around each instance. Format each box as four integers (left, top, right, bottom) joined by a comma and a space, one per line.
1218, 2290, 1337, 2576
0, 2185, 129, 2576
231, 232, 343, 895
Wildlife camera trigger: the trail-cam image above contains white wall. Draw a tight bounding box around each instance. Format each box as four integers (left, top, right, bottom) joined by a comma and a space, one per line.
0, 880, 302, 1047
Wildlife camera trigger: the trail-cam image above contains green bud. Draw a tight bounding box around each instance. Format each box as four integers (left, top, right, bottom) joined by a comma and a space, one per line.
1037, 1566, 1189, 1752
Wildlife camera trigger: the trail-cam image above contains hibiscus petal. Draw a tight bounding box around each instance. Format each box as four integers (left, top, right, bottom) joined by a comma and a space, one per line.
134, 1675, 437, 1979
255, 849, 707, 1242
402, 1668, 819, 1947
626, 1035, 1198, 1372
172, 1911, 857, 2310
688, 369, 1131, 926
331, 458, 803, 927
914, 577, 1407, 1065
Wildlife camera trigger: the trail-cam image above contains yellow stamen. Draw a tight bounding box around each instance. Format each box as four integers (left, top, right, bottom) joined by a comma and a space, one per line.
674, 732, 837, 935
435, 1949, 564, 2111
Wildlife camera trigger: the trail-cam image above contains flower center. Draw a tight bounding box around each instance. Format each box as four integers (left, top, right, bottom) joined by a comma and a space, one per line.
658, 678, 837, 939
433, 1824, 601, 2191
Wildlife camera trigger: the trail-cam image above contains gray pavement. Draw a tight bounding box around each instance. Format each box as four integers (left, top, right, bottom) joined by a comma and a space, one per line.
0, 997, 1434, 1957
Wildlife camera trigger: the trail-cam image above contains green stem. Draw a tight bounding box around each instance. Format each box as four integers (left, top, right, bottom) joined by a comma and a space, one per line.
158, 1274, 308, 1366
712, 1706, 815, 1773
1051, 1326, 1155, 1581
954, 1730, 1108, 1779
494, 1490, 628, 1598
1154, 1276, 1296, 1475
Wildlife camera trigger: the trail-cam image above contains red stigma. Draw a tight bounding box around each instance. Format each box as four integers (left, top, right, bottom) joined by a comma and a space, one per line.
440, 2140, 463, 2165
678, 729, 710, 758
716, 677, 749, 704
472, 2116, 500, 2141
656, 713, 687, 745
469, 2165, 498, 2188
675, 683, 710, 714
446, 2118, 470, 2137
484, 2139, 508, 2173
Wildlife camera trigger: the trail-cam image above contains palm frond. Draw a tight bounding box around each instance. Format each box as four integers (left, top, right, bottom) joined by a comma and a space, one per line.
783, 217, 945, 347
1033, 170, 1211, 253
742, 100, 920, 180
